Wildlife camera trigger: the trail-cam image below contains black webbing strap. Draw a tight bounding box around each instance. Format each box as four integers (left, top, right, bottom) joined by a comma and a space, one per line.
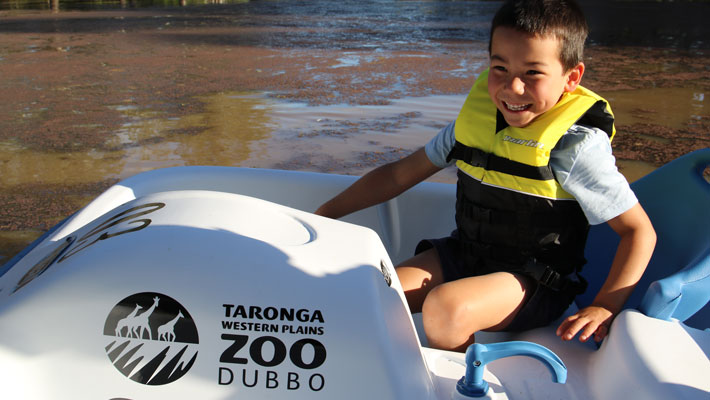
521, 258, 587, 294
459, 202, 569, 227
446, 141, 555, 181
461, 240, 587, 294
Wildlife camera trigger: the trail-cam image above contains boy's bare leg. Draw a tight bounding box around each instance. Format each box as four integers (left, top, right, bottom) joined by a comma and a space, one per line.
422, 272, 530, 352
395, 248, 446, 313
396, 248, 532, 352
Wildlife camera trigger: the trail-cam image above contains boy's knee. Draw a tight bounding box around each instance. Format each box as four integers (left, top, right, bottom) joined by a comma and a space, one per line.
422, 285, 453, 316
422, 287, 475, 350
422, 286, 470, 332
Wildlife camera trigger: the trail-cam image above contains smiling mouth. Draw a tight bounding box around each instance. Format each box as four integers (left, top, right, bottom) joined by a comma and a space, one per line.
503, 102, 532, 112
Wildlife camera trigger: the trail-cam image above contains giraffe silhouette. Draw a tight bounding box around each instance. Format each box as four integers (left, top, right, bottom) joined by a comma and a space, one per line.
158, 310, 184, 342
130, 296, 160, 340
115, 304, 143, 337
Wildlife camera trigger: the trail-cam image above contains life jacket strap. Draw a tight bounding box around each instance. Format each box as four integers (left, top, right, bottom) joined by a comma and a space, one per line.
460, 201, 569, 228
522, 258, 587, 294
460, 241, 586, 294
447, 141, 555, 181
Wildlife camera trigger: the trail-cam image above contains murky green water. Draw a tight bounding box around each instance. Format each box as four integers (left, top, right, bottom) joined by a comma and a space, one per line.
604, 87, 706, 131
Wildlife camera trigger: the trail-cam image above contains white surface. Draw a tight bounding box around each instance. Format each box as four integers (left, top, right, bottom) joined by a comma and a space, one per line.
1, 166, 708, 399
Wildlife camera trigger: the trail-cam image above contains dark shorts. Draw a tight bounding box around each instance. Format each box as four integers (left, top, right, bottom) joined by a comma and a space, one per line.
415, 235, 575, 332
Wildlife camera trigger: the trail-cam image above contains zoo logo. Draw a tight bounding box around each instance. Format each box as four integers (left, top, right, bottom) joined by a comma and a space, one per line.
103, 292, 199, 385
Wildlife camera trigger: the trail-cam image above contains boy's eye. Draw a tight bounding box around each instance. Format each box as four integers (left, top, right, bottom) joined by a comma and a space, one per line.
492, 65, 507, 72
526, 70, 543, 76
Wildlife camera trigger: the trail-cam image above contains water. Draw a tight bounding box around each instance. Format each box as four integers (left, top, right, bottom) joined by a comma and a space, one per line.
3, 0, 709, 49
1, 0, 709, 263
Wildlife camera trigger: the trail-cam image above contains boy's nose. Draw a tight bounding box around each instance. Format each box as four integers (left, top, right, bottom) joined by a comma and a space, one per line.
507, 76, 525, 95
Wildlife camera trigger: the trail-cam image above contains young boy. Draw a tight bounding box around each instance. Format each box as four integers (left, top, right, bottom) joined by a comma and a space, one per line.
316, 0, 656, 352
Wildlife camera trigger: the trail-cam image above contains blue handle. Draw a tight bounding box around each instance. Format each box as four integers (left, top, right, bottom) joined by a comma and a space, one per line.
456, 341, 567, 397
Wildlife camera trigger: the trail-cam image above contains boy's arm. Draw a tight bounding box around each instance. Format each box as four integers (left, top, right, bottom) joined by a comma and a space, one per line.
315, 148, 442, 219
556, 202, 656, 342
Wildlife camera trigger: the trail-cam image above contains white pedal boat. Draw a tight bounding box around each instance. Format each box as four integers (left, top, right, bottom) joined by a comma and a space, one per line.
1, 149, 709, 399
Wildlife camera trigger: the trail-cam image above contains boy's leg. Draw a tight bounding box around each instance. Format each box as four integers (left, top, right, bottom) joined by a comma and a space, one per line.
395, 248, 445, 313
422, 272, 531, 352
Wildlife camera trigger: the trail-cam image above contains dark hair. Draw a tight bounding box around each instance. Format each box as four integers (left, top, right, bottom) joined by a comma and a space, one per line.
489, 0, 589, 71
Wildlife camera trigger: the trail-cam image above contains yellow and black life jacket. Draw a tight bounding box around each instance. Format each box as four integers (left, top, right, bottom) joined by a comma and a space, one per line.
447, 69, 615, 291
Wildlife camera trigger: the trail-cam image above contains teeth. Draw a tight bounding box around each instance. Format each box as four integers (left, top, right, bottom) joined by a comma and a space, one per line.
505, 102, 530, 111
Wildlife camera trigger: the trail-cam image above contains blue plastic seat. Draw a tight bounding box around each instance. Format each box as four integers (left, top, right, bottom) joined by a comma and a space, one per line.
579, 148, 710, 329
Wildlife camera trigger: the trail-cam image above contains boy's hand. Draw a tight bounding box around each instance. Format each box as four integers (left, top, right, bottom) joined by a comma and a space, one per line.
556, 306, 613, 342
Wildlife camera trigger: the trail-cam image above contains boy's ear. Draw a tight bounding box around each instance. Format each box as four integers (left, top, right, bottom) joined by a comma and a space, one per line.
564, 62, 585, 92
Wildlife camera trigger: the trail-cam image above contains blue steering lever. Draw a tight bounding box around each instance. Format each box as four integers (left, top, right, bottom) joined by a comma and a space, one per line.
455, 341, 567, 398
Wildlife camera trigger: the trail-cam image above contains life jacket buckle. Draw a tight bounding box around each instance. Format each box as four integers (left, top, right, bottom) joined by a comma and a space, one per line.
539, 266, 561, 289
465, 147, 489, 169
523, 258, 562, 290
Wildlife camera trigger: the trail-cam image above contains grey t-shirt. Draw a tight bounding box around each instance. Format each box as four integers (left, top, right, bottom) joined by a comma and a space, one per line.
425, 121, 637, 225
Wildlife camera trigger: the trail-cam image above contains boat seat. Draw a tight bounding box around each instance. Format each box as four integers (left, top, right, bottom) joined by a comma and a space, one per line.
640, 246, 710, 325
579, 148, 710, 329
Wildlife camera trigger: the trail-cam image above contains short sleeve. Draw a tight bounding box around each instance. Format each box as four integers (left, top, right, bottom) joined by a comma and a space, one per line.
551, 125, 638, 225
425, 121, 457, 168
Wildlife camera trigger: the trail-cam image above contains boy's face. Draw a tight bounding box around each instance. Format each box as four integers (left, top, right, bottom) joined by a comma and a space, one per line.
488, 27, 583, 128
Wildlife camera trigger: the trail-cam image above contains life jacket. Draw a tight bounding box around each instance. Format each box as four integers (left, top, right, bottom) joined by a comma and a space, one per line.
447, 69, 615, 291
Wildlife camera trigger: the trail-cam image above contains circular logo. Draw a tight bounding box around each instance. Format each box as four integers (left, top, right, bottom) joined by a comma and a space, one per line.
103, 292, 199, 385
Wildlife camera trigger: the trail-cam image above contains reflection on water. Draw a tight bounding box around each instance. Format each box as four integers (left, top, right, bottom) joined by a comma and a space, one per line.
603, 87, 706, 131
257, 94, 462, 181
1, 93, 275, 187
106, 92, 276, 177
1, 89, 460, 193
110, 91, 464, 181
0, 139, 118, 187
